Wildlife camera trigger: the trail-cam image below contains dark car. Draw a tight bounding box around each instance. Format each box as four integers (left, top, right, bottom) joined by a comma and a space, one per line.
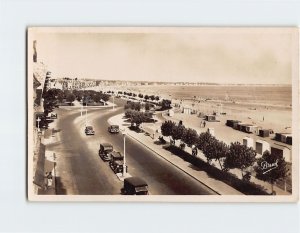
50, 113, 57, 119
85, 126, 95, 135
109, 151, 127, 173
121, 177, 149, 195
99, 143, 113, 161
108, 125, 120, 133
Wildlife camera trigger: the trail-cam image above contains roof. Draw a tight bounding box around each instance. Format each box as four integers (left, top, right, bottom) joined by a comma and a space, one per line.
100, 142, 113, 147
256, 139, 269, 144
110, 151, 123, 159
271, 144, 290, 151
124, 177, 148, 187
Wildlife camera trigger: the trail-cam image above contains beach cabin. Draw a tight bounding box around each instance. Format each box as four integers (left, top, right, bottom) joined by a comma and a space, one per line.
238, 123, 252, 132
286, 136, 292, 145
259, 129, 270, 138
271, 144, 291, 163
207, 128, 215, 137
226, 120, 241, 127
168, 109, 174, 117
243, 137, 254, 148
182, 107, 192, 115
255, 139, 270, 156
281, 134, 292, 144
245, 125, 258, 134
205, 115, 216, 122
275, 133, 292, 144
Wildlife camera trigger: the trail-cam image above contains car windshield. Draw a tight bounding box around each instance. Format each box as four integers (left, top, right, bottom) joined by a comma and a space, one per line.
86, 126, 93, 130
135, 186, 148, 193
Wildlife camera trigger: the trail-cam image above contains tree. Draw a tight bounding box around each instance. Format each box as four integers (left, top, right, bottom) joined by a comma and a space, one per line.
131, 111, 145, 128
42, 88, 61, 114
196, 132, 213, 151
125, 109, 135, 119
182, 128, 198, 148
66, 93, 76, 103
255, 150, 289, 194
100, 93, 110, 102
202, 136, 218, 163
150, 95, 155, 101
125, 102, 141, 111
160, 99, 172, 110
208, 140, 229, 170
138, 93, 143, 98
224, 142, 256, 181
155, 96, 160, 101
171, 124, 186, 144
145, 102, 151, 111
144, 95, 149, 101
161, 121, 176, 141
92, 92, 101, 103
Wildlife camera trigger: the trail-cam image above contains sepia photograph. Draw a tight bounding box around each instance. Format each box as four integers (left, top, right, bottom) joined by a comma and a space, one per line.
27, 27, 298, 202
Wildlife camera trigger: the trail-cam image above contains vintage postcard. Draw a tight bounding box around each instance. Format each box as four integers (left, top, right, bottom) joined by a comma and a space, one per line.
27, 27, 299, 202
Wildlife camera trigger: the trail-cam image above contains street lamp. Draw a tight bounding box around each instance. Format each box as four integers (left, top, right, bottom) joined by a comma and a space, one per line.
36, 117, 41, 132
80, 97, 83, 117
122, 129, 127, 177
112, 95, 115, 110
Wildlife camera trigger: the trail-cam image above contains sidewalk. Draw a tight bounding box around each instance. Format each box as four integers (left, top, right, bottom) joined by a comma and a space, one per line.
108, 113, 243, 195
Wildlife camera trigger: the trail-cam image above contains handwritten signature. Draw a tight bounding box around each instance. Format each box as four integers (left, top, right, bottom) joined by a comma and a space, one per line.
261, 160, 278, 174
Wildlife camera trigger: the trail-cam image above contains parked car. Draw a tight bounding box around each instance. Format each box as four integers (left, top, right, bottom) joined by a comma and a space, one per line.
85, 126, 95, 135
121, 177, 149, 195
108, 125, 120, 133
50, 113, 57, 119
99, 143, 113, 161
109, 151, 127, 173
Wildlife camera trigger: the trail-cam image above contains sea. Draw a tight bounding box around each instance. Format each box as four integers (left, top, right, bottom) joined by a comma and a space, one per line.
129, 85, 292, 108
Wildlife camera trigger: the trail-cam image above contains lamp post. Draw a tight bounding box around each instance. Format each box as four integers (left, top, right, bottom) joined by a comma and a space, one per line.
85, 105, 87, 127
80, 97, 83, 117
112, 95, 115, 110
122, 130, 127, 177
36, 117, 41, 132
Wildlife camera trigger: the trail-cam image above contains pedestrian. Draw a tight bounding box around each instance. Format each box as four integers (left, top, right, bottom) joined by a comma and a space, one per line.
203, 121, 206, 128
47, 172, 53, 188
44, 172, 49, 190
263, 116, 264, 121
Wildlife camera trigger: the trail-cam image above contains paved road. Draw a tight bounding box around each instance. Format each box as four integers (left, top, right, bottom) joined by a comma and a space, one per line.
48, 99, 216, 195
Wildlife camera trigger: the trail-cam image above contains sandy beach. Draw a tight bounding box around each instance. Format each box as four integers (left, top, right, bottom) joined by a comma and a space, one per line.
126, 84, 292, 135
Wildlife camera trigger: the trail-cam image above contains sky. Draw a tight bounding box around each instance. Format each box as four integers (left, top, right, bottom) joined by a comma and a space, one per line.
32, 28, 297, 84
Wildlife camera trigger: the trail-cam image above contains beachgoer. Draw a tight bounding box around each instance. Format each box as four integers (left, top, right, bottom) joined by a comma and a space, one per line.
47, 172, 53, 188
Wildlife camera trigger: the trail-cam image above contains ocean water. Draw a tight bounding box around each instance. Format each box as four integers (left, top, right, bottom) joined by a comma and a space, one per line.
130, 85, 292, 107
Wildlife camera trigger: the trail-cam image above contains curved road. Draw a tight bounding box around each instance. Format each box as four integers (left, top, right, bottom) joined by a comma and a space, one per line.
48, 99, 216, 195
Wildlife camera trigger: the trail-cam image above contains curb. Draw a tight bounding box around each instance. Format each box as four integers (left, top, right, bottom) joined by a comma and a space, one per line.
126, 133, 221, 195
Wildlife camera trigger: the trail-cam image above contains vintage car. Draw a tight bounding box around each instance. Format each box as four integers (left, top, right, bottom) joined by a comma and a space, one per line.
121, 177, 149, 195
109, 151, 127, 173
108, 125, 120, 133
99, 143, 113, 161
85, 126, 95, 135
50, 113, 57, 119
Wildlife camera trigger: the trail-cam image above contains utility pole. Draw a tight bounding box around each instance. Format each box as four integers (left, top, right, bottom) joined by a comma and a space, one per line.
122, 130, 127, 177
85, 105, 87, 127
37, 117, 41, 132
113, 95, 115, 110
81, 97, 83, 117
